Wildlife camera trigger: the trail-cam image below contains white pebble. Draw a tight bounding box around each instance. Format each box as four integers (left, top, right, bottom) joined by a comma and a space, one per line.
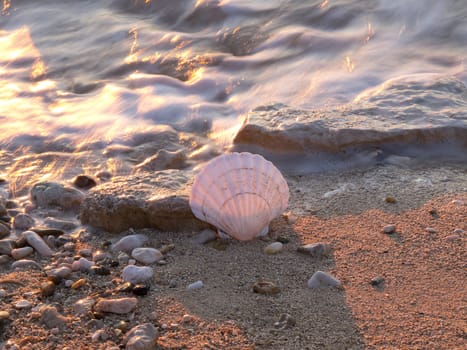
0, 289, 7, 298
264, 242, 283, 255
23, 230, 53, 256
307, 271, 341, 288
122, 265, 153, 284
131, 247, 163, 265
112, 234, 148, 253
187, 280, 204, 290
11, 246, 34, 260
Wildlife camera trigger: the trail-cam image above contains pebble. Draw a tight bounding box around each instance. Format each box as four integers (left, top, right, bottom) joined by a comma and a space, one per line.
95, 170, 113, 181
385, 196, 397, 204
0, 310, 9, 320
90, 265, 111, 276
73, 297, 96, 315
79, 248, 92, 257
370, 276, 385, 286
23, 230, 53, 256
122, 265, 153, 284
425, 227, 437, 234
118, 252, 130, 265
73, 174, 97, 190
44, 217, 77, 231
182, 314, 194, 323
72, 257, 95, 272
0, 239, 14, 255
191, 229, 217, 245
71, 278, 87, 290
11, 259, 42, 270
451, 199, 464, 205
116, 320, 129, 332
63, 242, 76, 252
273, 313, 296, 329
115, 282, 134, 293
123, 323, 159, 350
253, 280, 280, 295
40, 281, 56, 297
30, 181, 84, 211
48, 266, 72, 279
91, 329, 108, 343
0, 289, 6, 298
39, 305, 68, 329
0, 255, 10, 264
383, 225, 396, 234
158, 243, 175, 255
187, 280, 204, 290
132, 284, 150, 296
445, 234, 461, 242
453, 228, 465, 235
11, 246, 34, 260
264, 242, 283, 255
131, 247, 163, 265
307, 271, 341, 288
297, 243, 332, 258
112, 234, 149, 253
0, 221, 10, 239
64, 280, 74, 287
94, 297, 137, 314
12, 213, 35, 230
15, 300, 33, 309
92, 250, 107, 262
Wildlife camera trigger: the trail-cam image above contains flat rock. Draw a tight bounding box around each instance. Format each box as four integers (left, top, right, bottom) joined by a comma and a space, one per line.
112, 234, 149, 253
30, 181, 85, 211
131, 247, 163, 265
122, 265, 153, 284
80, 170, 209, 233
124, 323, 158, 350
307, 271, 341, 288
94, 297, 137, 314
234, 75, 467, 156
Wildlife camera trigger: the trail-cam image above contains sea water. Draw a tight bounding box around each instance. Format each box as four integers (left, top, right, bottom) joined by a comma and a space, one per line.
0, 0, 466, 193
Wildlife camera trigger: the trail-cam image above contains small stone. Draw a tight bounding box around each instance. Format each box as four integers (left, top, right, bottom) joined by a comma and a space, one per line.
12, 213, 35, 230
0, 289, 6, 298
11, 259, 42, 270
15, 300, 33, 309
273, 313, 295, 329
73, 297, 96, 315
90, 265, 111, 276
40, 281, 56, 297
370, 276, 385, 286
0, 310, 10, 320
131, 247, 163, 265
91, 329, 108, 343
297, 243, 332, 258
445, 234, 461, 242
132, 284, 149, 296
71, 278, 87, 289
64, 280, 74, 287
63, 242, 76, 252
72, 174, 97, 190
23, 230, 53, 256
112, 234, 149, 253
383, 225, 396, 234
118, 252, 130, 265
11, 246, 34, 260
0, 239, 14, 255
116, 320, 129, 332
283, 212, 296, 224
43, 217, 77, 231
30, 181, 84, 211
92, 250, 107, 262
429, 208, 439, 218
182, 314, 194, 323
94, 297, 138, 314
385, 196, 397, 204
115, 282, 134, 294
276, 236, 290, 244
451, 199, 464, 205
191, 229, 217, 245
48, 266, 72, 279
307, 271, 341, 288
122, 265, 153, 284
0, 254, 10, 264
123, 323, 159, 350
95, 170, 113, 181
72, 257, 95, 272
253, 280, 280, 295
0, 221, 10, 239
453, 228, 465, 235
187, 280, 204, 290
158, 243, 175, 255
39, 305, 68, 329
208, 240, 227, 251
79, 248, 92, 257
264, 242, 283, 255
425, 227, 437, 234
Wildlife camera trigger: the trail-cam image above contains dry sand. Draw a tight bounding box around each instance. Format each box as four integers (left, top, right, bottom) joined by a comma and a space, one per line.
0, 164, 466, 349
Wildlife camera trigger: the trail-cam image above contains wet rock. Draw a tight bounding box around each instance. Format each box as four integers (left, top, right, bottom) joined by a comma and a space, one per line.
131, 247, 163, 265
94, 297, 137, 314
30, 181, 84, 211
191, 229, 216, 245
264, 242, 283, 255
187, 280, 204, 290
297, 243, 332, 258
112, 234, 148, 253
122, 265, 153, 284
11, 259, 42, 270
23, 230, 53, 256
123, 323, 159, 350
40, 281, 56, 297
80, 170, 208, 233
12, 213, 35, 230
0, 221, 10, 239
253, 280, 280, 295
134, 149, 187, 172
39, 305, 68, 329
72, 174, 97, 190
307, 271, 341, 288
74, 297, 96, 315
43, 217, 77, 231
11, 246, 34, 260
383, 225, 396, 234
0, 239, 14, 255
425, 227, 437, 234
234, 76, 467, 154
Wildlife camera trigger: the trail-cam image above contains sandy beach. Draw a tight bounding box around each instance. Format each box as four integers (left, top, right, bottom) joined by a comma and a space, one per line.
0, 163, 465, 349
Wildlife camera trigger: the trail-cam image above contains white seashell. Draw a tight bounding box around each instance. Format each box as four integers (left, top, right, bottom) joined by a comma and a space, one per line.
189, 152, 289, 241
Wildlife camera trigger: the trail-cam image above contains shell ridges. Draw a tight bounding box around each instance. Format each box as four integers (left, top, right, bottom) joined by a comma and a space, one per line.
189, 152, 289, 241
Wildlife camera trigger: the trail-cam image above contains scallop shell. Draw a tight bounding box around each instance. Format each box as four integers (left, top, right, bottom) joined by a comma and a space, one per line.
189, 152, 289, 241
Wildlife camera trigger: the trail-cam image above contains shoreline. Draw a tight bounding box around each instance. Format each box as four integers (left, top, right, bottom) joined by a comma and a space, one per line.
0, 162, 466, 349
